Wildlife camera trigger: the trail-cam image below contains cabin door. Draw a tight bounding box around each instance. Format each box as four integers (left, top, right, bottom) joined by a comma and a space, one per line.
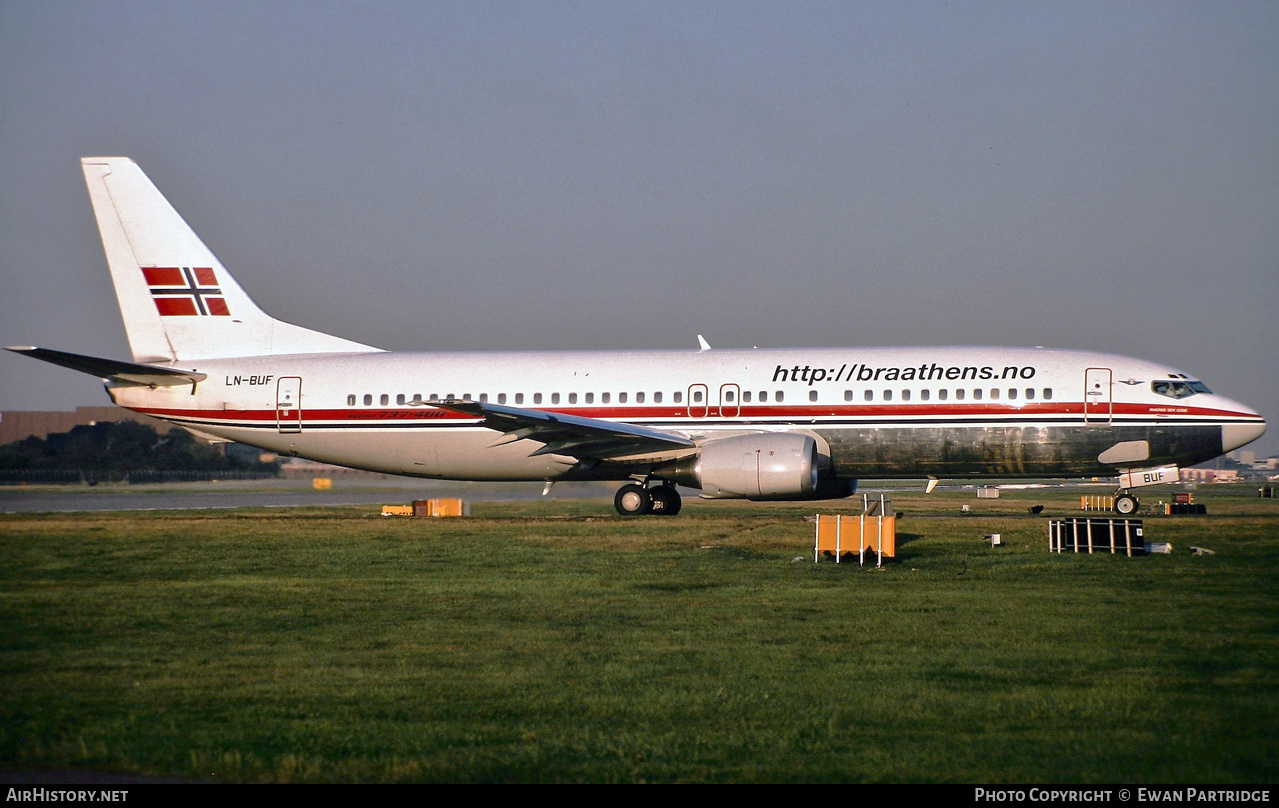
1083, 368, 1111, 423
276, 376, 303, 433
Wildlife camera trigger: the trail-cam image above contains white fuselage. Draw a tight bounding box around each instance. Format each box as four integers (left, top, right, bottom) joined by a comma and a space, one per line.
106, 345, 1265, 484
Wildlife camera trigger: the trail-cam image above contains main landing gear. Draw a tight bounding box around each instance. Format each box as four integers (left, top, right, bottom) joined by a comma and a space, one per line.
614, 481, 682, 516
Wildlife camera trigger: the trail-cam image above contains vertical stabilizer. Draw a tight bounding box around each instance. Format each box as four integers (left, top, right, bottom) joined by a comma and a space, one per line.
81, 157, 379, 362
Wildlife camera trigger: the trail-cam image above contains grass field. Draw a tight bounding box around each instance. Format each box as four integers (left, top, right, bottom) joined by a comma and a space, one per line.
1, 485, 1277, 783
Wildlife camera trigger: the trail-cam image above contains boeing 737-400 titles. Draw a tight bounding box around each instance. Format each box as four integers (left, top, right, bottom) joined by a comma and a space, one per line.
8, 158, 1267, 515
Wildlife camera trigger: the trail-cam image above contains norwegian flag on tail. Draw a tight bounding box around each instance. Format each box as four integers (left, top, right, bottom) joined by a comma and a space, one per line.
142, 267, 230, 316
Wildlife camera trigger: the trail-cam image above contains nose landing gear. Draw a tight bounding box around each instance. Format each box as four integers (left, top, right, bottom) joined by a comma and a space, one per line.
1114, 492, 1139, 515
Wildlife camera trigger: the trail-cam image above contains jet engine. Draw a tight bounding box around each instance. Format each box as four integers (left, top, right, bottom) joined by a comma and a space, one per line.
659, 433, 824, 499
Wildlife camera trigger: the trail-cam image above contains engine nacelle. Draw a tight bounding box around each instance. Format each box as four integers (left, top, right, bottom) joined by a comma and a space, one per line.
661, 433, 820, 499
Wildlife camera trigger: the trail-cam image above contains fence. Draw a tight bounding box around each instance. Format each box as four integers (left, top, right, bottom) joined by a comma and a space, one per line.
1048, 518, 1145, 556
0, 469, 279, 485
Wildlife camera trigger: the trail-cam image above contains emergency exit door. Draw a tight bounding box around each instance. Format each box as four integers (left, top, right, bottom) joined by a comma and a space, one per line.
277, 376, 302, 433
688, 384, 709, 417
719, 384, 741, 417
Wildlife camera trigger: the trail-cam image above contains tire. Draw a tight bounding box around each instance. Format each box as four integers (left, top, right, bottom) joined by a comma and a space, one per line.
1114, 494, 1138, 515
649, 485, 682, 516
614, 483, 651, 516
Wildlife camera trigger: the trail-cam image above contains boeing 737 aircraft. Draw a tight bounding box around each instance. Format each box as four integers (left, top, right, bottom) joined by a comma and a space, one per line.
7, 158, 1267, 515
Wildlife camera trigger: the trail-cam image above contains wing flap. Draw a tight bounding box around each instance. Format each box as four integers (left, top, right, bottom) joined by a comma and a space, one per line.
431, 399, 695, 460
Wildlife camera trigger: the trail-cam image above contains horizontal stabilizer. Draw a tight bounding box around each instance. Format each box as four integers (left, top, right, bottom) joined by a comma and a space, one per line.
5, 346, 207, 387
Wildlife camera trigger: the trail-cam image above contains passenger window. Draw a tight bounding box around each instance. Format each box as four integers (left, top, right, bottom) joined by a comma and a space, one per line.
654, 392, 663, 403
1043, 389, 1053, 400
809, 390, 818, 402
498, 393, 507, 404
551, 393, 560, 404
973, 389, 982, 400
619, 392, 627, 404
636, 392, 645, 403
397, 394, 405, 405
693, 390, 702, 403
844, 390, 853, 402
515, 393, 524, 404
743, 391, 752, 403
673, 391, 682, 403
363, 394, 373, 405
568, 393, 577, 404
479, 393, 488, 403
956, 390, 965, 400
1008, 389, 1017, 400
602, 393, 611, 404
347, 394, 356, 406
902, 390, 911, 401
921, 390, 930, 401
864, 390, 873, 402
1025, 388, 1034, 400
776, 391, 784, 402
586, 393, 594, 404
380, 394, 389, 406
533, 393, 543, 404
883, 390, 892, 401
758, 391, 767, 403
989, 389, 998, 400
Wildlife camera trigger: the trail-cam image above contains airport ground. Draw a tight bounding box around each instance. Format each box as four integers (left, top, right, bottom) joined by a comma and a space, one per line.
0, 476, 621, 514
0, 483, 1276, 783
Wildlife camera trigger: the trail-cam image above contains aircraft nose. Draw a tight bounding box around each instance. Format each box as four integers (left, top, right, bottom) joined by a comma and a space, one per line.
1222, 417, 1266, 453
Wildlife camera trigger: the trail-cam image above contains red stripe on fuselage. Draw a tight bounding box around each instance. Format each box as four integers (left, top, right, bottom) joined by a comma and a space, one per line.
126, 401, 1263, 425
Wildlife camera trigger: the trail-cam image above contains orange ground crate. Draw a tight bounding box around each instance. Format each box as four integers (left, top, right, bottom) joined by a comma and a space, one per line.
814, 513, 897, 562
412, 498, 468, 517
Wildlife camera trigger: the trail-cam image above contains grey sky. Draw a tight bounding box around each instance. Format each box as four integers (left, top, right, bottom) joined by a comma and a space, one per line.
2, 0, 1276, 456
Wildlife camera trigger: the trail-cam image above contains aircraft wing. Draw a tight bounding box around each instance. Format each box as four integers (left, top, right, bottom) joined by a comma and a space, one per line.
431, 398, 695, 460
6, 346, 207, 387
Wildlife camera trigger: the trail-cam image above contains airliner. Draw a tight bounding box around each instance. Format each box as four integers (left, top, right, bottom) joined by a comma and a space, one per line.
7, 158, 1267, 516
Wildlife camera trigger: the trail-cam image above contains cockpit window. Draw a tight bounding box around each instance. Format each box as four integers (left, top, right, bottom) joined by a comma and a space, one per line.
1152, 380, 1211, 399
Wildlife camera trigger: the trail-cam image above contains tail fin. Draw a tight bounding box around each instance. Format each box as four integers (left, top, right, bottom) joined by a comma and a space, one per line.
81, 157, 380, 362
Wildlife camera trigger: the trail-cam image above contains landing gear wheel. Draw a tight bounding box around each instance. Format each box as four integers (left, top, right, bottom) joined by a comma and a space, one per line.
648, 485, 682, 516
1114, 493, 1138, 515
614, 483, 652, 516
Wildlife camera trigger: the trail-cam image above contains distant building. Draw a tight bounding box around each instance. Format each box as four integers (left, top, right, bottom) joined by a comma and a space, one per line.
0, 406, 175, 446
1224, 449, 1279, 475
1182, 467, 1239, 483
